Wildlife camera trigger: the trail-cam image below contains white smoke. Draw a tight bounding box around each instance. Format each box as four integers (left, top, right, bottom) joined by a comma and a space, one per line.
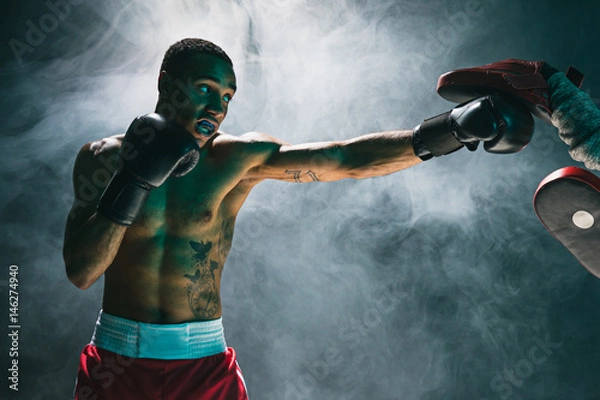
1, 0, 597, 399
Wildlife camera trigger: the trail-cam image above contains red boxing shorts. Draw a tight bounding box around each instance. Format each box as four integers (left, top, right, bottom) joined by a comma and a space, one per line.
74, 311, 248, 399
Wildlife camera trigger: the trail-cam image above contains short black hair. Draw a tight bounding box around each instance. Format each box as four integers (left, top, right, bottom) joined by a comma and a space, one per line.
160, 38, 233, 79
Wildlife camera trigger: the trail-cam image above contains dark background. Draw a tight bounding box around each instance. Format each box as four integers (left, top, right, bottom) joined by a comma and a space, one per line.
1, 0, 600, 399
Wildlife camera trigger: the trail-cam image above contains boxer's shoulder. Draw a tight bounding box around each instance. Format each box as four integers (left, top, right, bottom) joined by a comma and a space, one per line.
87, 134, 124, 156
211, 131, 284, 161
239, 131, 287, 145
74, 135, 122, 175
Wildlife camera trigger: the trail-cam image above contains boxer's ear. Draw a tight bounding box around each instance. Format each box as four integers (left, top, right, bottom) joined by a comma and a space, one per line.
158, 71, 174, 97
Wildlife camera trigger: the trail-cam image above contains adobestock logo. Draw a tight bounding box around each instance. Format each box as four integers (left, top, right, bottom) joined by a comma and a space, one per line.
8, 0, 87, 65
482, 333, 563, 400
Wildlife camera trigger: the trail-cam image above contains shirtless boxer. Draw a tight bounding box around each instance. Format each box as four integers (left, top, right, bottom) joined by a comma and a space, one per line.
63, 38, 539, 399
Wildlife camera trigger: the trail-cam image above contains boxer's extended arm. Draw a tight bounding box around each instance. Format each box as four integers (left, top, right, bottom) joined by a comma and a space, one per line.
63, 143, 127, 290
243, 130, 422, 183
244, 95, 534, 182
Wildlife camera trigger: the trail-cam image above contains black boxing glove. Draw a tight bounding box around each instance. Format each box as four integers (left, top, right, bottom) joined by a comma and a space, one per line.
97, 113, 200, 226
412, 95, 535, 160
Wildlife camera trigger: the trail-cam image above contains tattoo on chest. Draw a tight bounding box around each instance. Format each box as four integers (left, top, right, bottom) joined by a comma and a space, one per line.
185, 240, 220, 319
285, 169, 320, 183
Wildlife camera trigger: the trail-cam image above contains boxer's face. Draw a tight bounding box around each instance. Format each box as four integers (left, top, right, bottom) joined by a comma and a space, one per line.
159, 53, 236, 145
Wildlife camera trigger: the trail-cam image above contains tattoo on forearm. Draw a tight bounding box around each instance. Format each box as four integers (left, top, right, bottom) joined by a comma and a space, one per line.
306, 170, 319, 182
185, 240, 220, 319
285, 169, 320, 183
285, 169, 302, 182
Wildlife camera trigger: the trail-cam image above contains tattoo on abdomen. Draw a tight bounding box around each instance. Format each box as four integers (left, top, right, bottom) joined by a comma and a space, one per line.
184, 240, 220, 319
218, 218, 234, 259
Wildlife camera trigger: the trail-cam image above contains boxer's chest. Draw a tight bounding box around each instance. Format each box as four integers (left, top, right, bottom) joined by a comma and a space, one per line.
136, 155, 249, 234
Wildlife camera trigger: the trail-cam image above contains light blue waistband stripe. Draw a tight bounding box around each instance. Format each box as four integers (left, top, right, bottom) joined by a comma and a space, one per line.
91, 310, 227, 360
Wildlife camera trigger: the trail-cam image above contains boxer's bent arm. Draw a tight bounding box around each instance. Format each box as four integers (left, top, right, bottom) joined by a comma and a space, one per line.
244, 130, 421, 183
63, 143, 127, 289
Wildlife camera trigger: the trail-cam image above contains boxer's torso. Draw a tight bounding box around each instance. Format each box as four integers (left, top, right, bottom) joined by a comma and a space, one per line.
94, 133, 263, 324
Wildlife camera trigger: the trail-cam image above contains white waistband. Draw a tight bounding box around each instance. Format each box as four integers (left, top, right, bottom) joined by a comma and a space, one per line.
90, 310, 227, 360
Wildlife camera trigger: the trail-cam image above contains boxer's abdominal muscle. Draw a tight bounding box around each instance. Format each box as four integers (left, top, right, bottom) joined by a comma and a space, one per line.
101, 225, 232, 324
99, 149, 251, 324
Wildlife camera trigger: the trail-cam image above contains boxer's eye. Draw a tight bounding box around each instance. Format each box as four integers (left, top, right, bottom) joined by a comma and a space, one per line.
196, 84, 210, 94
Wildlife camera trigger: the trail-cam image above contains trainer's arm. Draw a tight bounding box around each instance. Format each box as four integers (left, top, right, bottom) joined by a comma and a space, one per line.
244, 130, 422, 182
63, 143, 127, 289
